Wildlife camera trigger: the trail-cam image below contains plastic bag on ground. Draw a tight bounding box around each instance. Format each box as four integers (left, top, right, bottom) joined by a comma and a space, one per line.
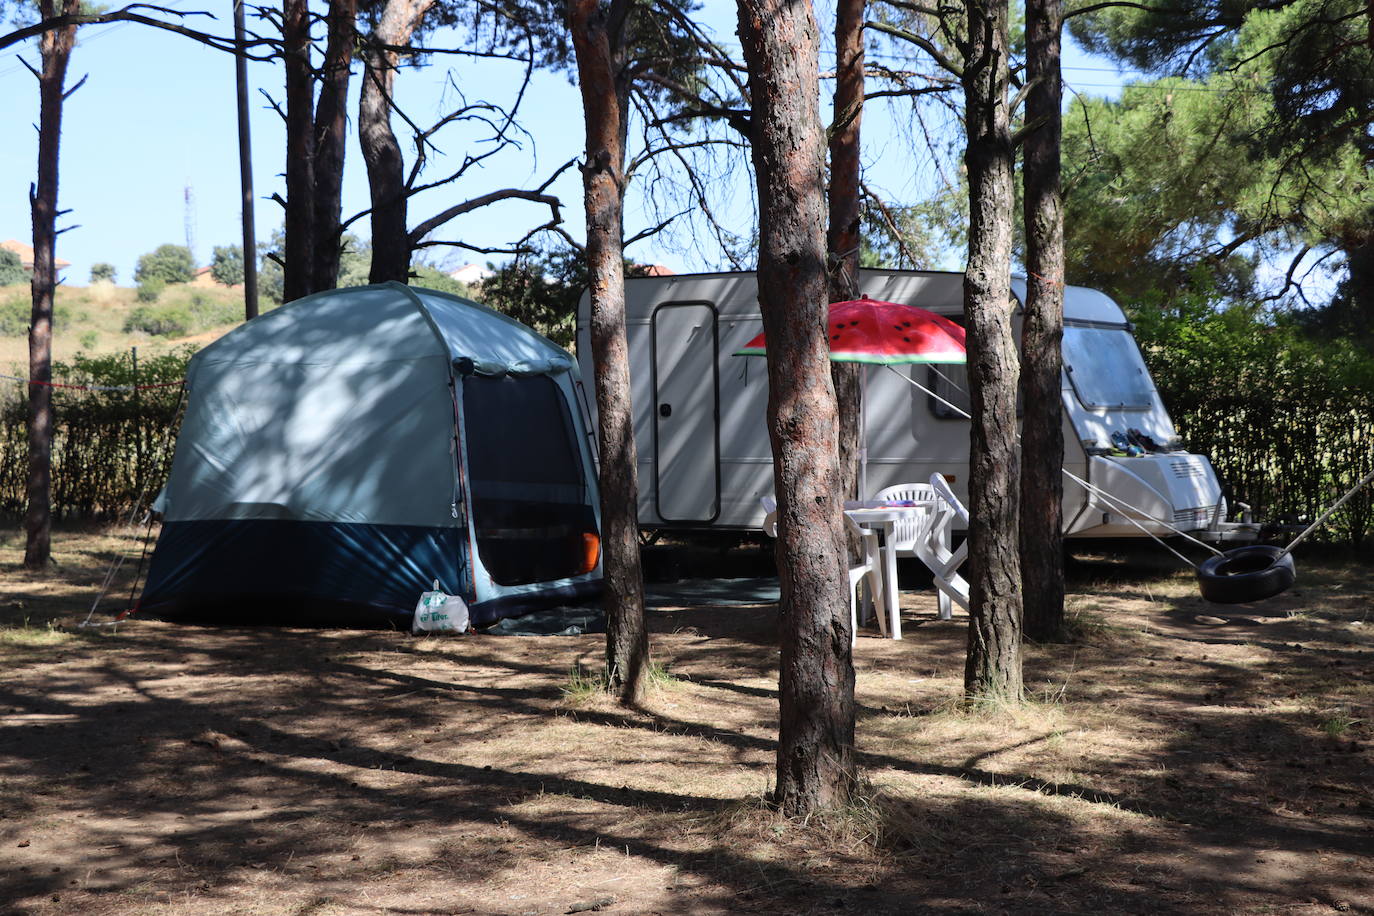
412, 581, 470, 635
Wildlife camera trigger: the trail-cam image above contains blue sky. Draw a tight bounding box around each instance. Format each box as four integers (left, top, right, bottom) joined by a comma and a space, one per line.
0, 1, 1128, 286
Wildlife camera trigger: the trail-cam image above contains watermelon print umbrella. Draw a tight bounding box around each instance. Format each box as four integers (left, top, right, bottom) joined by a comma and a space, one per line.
736, 297, 967, 366
735, 297, 968, 495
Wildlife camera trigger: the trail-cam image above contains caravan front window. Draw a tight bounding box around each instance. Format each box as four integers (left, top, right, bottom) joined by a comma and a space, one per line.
1062, 327, 1154, 409
463, 375, 598, 586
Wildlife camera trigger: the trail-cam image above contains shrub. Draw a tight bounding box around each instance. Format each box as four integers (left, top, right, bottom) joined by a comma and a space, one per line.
124, 303, 191, 337
0, 296, 71, 337
0, 248, 28, 286
0, 347, 194, 519
0, 297, 28, 336
136, 276, 166, 302
134, 244, 195, 285
124, 290, 240, 338
79, 330, 99, 349
1131, 284, 1374, 546
210, 245, 244, 286
89, 262, 116, 284
182, 290, 239, 328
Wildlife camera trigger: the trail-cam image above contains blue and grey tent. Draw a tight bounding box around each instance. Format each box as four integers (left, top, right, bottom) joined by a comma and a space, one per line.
140, 283, 603, 627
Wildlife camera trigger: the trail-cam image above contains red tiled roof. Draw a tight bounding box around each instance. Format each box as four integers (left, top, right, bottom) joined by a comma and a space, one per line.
1, 239, 71, 270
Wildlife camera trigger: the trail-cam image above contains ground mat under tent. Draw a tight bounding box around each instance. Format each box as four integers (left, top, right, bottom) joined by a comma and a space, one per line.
478, 577, 782, 635
482, 604, 606, 636
645, 577, 780, 607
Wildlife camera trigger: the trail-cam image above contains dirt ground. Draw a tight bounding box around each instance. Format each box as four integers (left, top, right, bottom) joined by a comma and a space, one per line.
1, 527, 1371, 915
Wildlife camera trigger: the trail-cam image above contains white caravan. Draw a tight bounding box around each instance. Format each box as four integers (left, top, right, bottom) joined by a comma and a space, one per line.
576, 269, 1252, 541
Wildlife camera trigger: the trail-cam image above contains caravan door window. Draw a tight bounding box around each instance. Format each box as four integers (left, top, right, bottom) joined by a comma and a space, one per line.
1062, 327, 1154, 409
463, 375, 598, 586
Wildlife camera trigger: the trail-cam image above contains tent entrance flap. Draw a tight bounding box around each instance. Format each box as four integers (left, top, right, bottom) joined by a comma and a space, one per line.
462, 374, 598, 586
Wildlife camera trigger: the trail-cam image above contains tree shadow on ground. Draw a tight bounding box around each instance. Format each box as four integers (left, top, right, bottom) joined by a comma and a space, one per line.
1, 533, 1371, 914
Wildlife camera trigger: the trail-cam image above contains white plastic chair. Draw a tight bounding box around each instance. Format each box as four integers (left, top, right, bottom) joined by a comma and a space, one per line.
759, 497, 885, 646
872, 482, 958, 619
927, 473, 970, 613
872, 482, 940, 555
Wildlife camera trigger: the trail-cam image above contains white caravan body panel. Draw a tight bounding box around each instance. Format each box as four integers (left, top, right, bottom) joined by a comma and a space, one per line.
576, 269, 1224, 538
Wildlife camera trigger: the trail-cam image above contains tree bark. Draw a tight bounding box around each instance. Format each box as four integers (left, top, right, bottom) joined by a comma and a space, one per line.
568, 0, 649, 705
1020, 0, 1066, 643
361, 0, 435, 284
24, 0, 77, 569
311, 0, 357, 292
961, 0, 1023, 703
738, 0, 855, 816
828, 0, 864, 508
282, 0, 316, 303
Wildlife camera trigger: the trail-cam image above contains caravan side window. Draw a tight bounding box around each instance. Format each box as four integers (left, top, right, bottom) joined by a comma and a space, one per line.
1062, 327, 1154, 409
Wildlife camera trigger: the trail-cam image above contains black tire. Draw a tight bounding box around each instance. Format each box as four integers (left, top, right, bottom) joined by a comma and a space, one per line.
1196, 545, 1297, 604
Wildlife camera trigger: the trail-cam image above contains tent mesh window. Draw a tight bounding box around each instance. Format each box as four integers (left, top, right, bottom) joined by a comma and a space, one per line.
463, 375, 597, 586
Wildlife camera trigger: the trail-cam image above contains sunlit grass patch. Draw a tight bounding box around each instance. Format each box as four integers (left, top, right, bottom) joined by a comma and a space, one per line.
0, 619, 74, 648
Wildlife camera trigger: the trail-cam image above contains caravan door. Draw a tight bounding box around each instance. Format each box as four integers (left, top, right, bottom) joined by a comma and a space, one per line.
651, 302, 720, 522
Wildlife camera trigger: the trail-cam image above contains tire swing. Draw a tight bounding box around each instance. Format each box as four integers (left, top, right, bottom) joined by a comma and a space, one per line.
1195, 466, 1374, 604
1195, 545, 1295, 604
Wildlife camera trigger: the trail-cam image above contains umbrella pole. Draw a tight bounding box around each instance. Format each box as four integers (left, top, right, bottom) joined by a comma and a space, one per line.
859, 365, 868, 498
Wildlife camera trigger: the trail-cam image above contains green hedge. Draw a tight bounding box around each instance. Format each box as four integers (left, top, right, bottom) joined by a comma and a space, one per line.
1131, 292, 1374, 547
1, 348, 192, 520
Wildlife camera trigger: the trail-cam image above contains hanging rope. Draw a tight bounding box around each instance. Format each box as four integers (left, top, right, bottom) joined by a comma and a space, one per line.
1276, 465, 1374, 561
884, 363, 1226, 562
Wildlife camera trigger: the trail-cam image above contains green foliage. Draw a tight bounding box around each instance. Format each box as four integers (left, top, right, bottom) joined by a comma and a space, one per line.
1062, 77, 1270, 302
0, 248, 28, 286
124, 303, 187, 336
89, 262, 116, 284
338, 235, 372, 287
124, 289, 240, 338
0, 297, 29, 336
257, 255, 284, 305
0, 295, 72, 337
135, 276, 166, 302
256, 230, 370, 298
210, 245, 245, 286
1067, 1, 1374, 326
860, 194, 962, 270
134, 244, 196, 286
410, 265, 472, 297
1129, 279, 1374, 546
0, 347, 194, 520
474, 243, 591, 348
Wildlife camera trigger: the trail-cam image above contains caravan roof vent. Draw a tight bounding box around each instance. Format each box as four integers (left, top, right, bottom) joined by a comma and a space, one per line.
1170, 459, 1206, 480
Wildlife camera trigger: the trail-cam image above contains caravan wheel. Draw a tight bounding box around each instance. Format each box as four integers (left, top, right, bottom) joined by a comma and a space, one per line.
1196, 545, 1296, 604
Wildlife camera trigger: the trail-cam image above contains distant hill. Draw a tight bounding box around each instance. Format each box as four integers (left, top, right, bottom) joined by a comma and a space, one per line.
0, 282, 253, 373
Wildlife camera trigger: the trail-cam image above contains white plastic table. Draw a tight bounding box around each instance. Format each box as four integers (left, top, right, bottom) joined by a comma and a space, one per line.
843, 502, 941, 640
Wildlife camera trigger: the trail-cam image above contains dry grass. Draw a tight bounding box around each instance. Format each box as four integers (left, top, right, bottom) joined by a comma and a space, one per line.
0, 527, 1371, 914
0, 283, 244, 372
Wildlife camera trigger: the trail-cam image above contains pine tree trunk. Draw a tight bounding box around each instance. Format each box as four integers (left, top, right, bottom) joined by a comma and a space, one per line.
311, 0, 357, 292
24, 0, 77, 570
828, 0, 865, 508
569, 0, 649, 705
961, 0, 1023, 703
361, 0, 435, 284
738, 0, 855, 816
1020, 0, 1067, 643
283, 0, 316, 302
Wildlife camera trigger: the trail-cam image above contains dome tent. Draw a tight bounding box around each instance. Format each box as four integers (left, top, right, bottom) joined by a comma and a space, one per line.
140, 283, 603, 627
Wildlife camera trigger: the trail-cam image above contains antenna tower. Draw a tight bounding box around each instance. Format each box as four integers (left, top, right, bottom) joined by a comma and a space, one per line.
184, 183, 198, 262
